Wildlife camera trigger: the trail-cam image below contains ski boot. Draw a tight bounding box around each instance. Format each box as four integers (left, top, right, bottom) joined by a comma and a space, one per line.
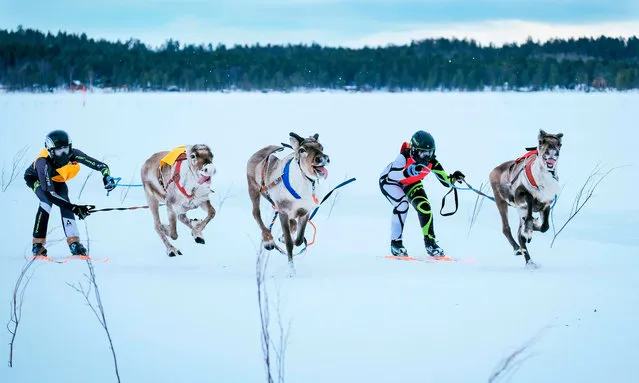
32, 243, 47, 257
425, 237, 445, 256
69, 241, 88, 256
390, 240, 408, 256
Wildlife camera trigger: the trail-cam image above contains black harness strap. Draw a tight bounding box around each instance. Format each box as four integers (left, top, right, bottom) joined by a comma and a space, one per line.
440, 187, 459, 216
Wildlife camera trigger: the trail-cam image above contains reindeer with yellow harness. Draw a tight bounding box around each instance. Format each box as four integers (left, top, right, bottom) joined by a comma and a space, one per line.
140, 144, 216, 257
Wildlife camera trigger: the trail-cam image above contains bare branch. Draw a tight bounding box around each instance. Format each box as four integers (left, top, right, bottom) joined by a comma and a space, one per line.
255, 240, 291, 383
77, 171, 95, 200
256, 247, 274, 383
1, 145, 29, 192
467, 182, 488, 237
216, 182, 236, 212
7, 255, 37, 367
488, 327, 549, 383
77, 156, 106, 199
550, 164, 627, 247
272, 284, 291, 383
119, 171, 137, 204
550, 183, 567, 239
326, 174, 349, 220
67, 222, 121, 382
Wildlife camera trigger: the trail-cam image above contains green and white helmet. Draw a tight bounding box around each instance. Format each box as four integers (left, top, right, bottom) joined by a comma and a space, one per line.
410, 130, 435, 165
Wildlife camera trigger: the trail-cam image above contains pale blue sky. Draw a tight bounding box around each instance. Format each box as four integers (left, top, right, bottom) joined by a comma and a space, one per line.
1, 0, 638, 47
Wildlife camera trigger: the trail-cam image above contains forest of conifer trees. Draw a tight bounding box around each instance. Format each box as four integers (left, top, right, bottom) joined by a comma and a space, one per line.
1, 26, 638, 92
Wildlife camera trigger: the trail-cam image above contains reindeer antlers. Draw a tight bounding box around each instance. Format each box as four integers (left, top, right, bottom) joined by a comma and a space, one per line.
289, 132, 320, 143
289, 132, 305, 144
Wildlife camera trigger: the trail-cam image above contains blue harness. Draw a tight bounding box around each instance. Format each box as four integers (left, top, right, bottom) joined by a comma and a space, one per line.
282, 159, 303, 199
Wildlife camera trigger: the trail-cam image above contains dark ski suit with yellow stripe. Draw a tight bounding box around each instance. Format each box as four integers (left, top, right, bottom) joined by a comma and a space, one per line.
24, 148, 110, 246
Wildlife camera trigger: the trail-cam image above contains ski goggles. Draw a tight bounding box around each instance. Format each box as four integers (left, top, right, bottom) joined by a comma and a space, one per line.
52, 145, 71, 156
412, 147, 435, 159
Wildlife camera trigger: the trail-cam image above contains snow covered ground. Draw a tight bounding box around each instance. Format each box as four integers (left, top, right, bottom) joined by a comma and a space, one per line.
1, 91, 638, 383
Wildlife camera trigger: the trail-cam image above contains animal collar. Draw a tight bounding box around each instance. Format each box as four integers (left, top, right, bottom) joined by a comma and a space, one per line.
165, 153, 194, 199
260, 157, 319, 205
283, 159, 319, 205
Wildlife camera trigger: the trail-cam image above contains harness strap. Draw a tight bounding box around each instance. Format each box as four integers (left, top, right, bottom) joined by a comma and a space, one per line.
283, 160, 302, 199
440, 187, 459, 216
260, 153, 319, 205
524, 157, 539, 188
164, 153, 194, 199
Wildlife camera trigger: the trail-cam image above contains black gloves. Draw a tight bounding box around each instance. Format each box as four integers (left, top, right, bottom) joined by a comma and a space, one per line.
103, 175, 117, 192
449, 170, 465, 184
72, 205, 92, 220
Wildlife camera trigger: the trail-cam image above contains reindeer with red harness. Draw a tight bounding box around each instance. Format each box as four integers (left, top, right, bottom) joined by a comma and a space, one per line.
489, 130, 563, 267
141, 145, 217, 257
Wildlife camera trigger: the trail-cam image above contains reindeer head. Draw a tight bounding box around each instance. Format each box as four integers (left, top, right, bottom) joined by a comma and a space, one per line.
538, 130, 563, 172
186, 144, 216, 185
289, 132, 330, 180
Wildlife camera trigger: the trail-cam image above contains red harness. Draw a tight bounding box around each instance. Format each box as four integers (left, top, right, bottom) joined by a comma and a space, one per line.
164, 153, 194, 199
515, 150, 539, 188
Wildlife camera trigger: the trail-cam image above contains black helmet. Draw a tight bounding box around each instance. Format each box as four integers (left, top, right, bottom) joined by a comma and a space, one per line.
410, 130, 435, 165
45, 130, 72, 166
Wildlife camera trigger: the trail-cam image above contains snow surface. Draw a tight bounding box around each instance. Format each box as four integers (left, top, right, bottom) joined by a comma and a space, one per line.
1, 91, 638, 383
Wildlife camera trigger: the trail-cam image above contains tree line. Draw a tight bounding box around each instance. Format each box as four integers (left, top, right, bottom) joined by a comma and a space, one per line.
1, 26, 638, 92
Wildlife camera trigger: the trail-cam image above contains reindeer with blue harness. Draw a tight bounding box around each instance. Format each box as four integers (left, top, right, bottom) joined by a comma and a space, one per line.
246, 132, 331, 275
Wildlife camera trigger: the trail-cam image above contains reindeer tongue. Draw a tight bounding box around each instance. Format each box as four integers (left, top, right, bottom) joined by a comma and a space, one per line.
315, 166, 328, 179
198, 175, 211, 184
546, 158, 556, 168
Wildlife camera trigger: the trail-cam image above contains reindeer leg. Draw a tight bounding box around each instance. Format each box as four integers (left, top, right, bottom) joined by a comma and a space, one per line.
278, 211, 296, 277
145, 188, 180, 257
517, 196, 535, 265
167, 206, 179, 240
534, 206, 551, 233
278, 212, 294, 262
277, 218, 297, 244
294, 213, 309, 247
177, 212, 201, 243
494, 193, 519, 253
190, 200, 216, 244
248, 178, 275, 250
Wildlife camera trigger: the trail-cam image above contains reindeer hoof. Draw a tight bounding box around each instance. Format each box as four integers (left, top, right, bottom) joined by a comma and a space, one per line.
264, 241, 275, 251
287, 261, 296, 278
195, 237, 205, 244
525, 260, 539, 270
168, 248, 182, 257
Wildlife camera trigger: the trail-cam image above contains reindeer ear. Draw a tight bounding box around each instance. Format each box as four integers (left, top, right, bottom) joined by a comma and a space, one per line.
556, 133, 564, 140
289, 132, 303, 150
313, 133, 319, 140
539, 129, 547, 139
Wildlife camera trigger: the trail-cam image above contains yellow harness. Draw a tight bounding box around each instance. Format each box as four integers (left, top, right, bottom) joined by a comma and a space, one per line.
34, 148, 81, 182
160, 146, 187, 168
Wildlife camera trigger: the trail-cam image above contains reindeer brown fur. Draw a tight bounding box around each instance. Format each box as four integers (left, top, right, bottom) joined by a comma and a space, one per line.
246, 132, 330, 275
141, 144, 216, 257
489, 130, 563, 267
